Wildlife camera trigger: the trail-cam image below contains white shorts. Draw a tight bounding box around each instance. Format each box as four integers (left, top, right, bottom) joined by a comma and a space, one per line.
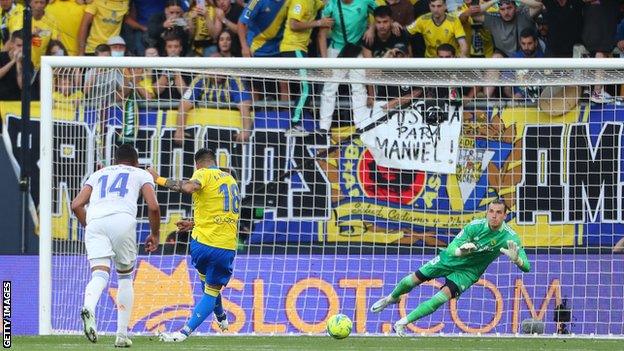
85, 213, 138, 267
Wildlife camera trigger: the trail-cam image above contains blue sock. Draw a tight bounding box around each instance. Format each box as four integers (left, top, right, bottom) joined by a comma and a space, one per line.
182, 293, 217, 335
213, 294, 225, 320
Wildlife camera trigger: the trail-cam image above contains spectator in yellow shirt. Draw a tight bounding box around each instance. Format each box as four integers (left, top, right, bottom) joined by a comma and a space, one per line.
46, 0, 87, 56
457, 0, 496, 58
280, 0, 332, 134
78, 0, 130, 55
187, 0, 221, 56
53, 73, 84, 111
280, 0, 329, 56
31, 0, 60, 69
406, 0, 468, 57
0, 0, 24, 51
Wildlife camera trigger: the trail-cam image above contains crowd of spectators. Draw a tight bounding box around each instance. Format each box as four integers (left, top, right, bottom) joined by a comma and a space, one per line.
0, 0, 623, 124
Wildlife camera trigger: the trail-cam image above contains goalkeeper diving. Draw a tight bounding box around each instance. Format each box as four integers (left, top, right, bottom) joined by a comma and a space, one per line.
370, 199, 530, 336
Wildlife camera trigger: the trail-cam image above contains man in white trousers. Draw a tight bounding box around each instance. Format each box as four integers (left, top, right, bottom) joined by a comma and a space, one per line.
71, 143, 161, 347
317, 0, 377, 133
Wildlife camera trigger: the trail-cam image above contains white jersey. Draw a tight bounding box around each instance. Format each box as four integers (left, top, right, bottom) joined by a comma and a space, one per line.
84, 164, 154, 223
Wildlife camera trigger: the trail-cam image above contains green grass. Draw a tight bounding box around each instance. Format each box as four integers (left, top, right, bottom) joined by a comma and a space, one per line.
10, 336, 624, 351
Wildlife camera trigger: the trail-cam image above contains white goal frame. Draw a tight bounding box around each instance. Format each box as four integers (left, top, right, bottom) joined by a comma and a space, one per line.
39, 56, 624, 336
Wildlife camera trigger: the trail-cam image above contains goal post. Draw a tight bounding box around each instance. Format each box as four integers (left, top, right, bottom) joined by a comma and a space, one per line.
39, 60, 53, 336
38, 56, 624, 337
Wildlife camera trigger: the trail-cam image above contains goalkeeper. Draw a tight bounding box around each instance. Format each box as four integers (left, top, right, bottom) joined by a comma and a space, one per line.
370, 199, 530, 336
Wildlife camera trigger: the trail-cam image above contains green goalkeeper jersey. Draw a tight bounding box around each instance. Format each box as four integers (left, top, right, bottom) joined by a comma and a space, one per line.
440, 218, 531, 276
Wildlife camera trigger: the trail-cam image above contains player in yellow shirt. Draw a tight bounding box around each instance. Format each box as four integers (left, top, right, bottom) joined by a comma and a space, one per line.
279, 0, 332, 133
30, 0, 60, 69
149, 148, 239, 342
406, 0, 468, 58
45, 0, 87, 56
0, 0, 24, 51
78, 0, 129, 55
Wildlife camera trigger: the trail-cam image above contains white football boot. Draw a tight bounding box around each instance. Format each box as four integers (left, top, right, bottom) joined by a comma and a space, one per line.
216, 314, 229, 332
114, 334, 133, 348
80, 307, 98, 343
159, 331, 188, 342
370, 295, 400, 313
393, 319, 408, 337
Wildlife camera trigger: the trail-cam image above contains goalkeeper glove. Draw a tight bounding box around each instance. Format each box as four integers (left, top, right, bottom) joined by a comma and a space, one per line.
500, 240, 522, 265
455, 242, 476, 256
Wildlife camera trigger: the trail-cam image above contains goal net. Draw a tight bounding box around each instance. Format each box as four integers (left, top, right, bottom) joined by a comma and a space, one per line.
32, 57, 624, 336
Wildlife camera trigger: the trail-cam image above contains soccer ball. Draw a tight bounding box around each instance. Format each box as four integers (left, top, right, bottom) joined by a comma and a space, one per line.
326, 314, 352, 339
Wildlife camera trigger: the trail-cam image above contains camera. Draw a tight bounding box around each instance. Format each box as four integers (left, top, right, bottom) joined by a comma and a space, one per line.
424, 102, 448, 126
172, 18, 187, 27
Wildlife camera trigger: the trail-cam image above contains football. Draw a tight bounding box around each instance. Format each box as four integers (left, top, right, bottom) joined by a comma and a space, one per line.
326, 314, 352, 339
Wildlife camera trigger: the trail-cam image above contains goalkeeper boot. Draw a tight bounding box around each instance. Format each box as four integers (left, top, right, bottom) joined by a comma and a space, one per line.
370, 295, 400, 313
215, 313, 229, 332
80, 307, 98, 343
393, 319, 408, 337
159, 331, 188, 342
114, 334, 133, 348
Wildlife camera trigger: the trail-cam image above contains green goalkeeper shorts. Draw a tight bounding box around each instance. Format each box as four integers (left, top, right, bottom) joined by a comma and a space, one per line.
416, 256, 480, 296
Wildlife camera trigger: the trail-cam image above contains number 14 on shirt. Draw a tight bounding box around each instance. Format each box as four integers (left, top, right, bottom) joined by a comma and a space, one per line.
98, 173, 129, 198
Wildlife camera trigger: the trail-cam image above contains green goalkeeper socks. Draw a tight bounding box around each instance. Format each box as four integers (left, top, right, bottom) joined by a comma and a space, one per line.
390, 275, 418, 300
406, 290, 450, 323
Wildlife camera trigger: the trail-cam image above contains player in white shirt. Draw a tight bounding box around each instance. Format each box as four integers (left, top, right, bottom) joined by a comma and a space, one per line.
71, 144, 161, 347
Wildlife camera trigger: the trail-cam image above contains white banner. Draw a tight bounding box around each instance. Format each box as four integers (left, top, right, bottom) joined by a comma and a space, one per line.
359, 100, 462, 174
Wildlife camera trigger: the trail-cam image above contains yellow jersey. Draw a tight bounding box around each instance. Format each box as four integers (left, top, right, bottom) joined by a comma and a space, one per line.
137, 76, 155, 98
84, 0, 129, 54
31, 15, 60, 69
455, 3, 496, 58
46, 0, 86, 56
0, 3, 24, 51
407, 13, 465, 58
53, 89, 83, 111
190, 167, 240, 250
190, 6, 216, 55
123, 68, 155, 98
279, 0, 323, 53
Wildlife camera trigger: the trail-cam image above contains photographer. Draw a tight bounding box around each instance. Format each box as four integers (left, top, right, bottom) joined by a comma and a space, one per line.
147, 0, 191, 56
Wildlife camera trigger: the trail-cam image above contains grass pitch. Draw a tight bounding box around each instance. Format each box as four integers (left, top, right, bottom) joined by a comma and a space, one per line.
11, 335, 624, 351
